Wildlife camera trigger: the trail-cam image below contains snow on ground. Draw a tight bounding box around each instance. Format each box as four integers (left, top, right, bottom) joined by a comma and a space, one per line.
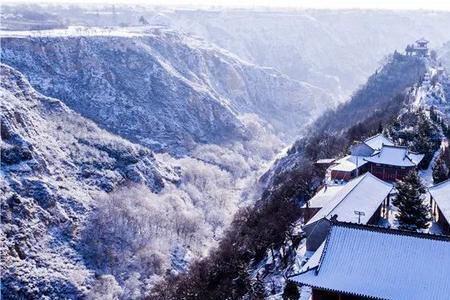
419, 138, 447, 187
0, 26, 154, 38
412, 85, 428, 108
299, 286, 312, 300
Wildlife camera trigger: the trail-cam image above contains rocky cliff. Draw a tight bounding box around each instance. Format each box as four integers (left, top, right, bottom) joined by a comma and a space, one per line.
0, 63, 179, 299
1, 27, 333, 155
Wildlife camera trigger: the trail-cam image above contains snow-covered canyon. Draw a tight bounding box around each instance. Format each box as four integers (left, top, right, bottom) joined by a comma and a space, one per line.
0, 25, 333, 298
2, 5, 450, 299
1, 26, 334, 154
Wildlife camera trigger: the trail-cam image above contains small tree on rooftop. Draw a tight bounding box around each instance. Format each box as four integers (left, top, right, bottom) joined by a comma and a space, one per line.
393, 171, 431, 231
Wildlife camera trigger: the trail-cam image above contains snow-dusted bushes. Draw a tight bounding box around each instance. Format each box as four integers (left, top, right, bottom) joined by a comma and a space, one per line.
81, 145, 270, 298
86, 275, 123, 300
82, 186, 171, 277
191, 114, 283, 178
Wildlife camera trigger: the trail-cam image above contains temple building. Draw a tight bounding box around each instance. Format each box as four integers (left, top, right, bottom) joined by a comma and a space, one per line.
289, 222, 450, 300
329, 155, 368, 181
327, 134, 394, 181
302, 173, 393, 251
364, 145, 424, 182
405, 38, 429, 57
429, 179, 450, 235
300, 184, 345, 223
329, 133, 394, 181
350, 133, 394, 156
319, 133, 424, 182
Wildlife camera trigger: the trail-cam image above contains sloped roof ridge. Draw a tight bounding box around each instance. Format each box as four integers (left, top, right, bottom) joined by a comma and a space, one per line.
315, 225, 334, 275
333, 221, 450, 242
429, 178, 450, 190
416, 37, 429, 42
380, 144, 408, 149
291, 283, 388, 300
363, 172, 394, 188
326, 173, 392, 219
364, 133, 383, 142
324, 174, 368, 219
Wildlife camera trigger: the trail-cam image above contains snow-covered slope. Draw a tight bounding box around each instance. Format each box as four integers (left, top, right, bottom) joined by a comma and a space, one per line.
0, 63, 180, 299
0, 27, 333, 154
251, 54, 450, 299
0, 62, 281, 299
263, 53, 427, 189
438, 41, 450, 71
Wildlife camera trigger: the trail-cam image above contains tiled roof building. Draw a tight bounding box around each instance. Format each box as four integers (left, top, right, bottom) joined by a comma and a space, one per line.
290, 222, 450, 300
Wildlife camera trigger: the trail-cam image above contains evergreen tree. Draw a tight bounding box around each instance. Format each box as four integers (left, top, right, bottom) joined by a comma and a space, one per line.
377, 122, 383, 134
139, 16, 149, 25
393, 171, 431, 231
282, 281, 300, 300
429, 106, 438, 123
412, 111, 439, 169
433, 158, 449, 184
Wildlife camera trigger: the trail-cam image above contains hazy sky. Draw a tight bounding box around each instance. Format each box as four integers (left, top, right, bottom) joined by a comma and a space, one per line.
5, 0, 450, 11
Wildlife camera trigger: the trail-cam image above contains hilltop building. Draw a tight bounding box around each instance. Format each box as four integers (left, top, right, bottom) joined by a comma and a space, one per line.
405, 38, 429, 57
429, 179, 450, 235
302, 173, 393, 251
290, 222, 450, 300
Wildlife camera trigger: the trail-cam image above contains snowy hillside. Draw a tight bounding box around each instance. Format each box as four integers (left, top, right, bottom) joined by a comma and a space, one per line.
263, 52, 427, 188
165, 10, 450, 99
0, 26, 333, 155
439, 41, 450, 70
0, 63, 178, 298
248, 53, 450, 299
0, 63, 269, 299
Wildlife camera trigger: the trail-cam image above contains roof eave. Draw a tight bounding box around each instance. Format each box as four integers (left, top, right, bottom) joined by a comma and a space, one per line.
287, 280, 389, 300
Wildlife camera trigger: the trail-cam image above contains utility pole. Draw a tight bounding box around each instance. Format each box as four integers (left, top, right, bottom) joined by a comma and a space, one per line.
354, 210, 365, 224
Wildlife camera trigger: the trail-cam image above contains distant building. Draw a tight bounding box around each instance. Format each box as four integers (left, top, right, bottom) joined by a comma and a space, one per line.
290, 222, 450, 300
302, 173, 393, 251
364, 145, 424, 182
405, 38, 429, 57
329, 155, 368, 181
350, 133, 394, 156
429, 179, 450, 235
314, 158, 336, 167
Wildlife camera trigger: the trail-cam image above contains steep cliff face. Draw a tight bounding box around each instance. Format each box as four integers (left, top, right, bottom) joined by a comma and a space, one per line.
0, 63, 179, 299
1, 27, 333, 155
